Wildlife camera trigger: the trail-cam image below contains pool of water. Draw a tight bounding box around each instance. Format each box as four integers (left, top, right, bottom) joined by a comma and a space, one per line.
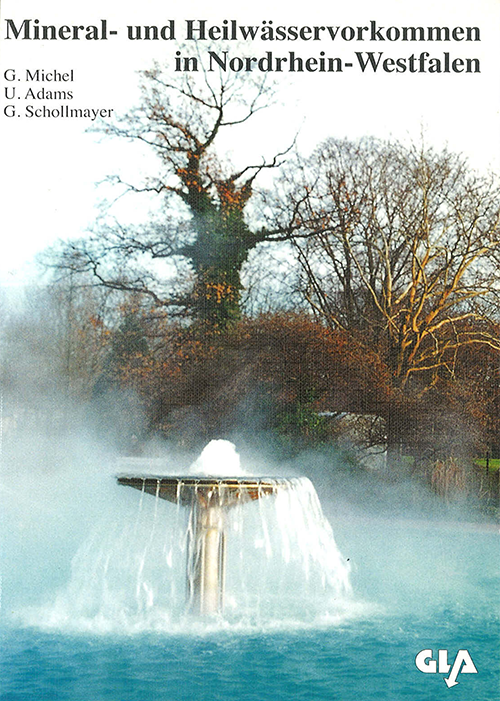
1, 608, 498, 701
2, 512, 498, 701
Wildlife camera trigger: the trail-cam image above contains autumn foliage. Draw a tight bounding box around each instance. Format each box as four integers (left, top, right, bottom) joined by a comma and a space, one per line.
43, 65, 500, 469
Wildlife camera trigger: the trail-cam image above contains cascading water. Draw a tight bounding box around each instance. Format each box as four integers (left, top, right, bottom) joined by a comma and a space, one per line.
6, 440, 499, 700
22, 441, 354, 633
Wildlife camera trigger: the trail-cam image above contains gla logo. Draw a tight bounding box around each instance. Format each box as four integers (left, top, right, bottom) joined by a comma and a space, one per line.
415, 649, 478, 688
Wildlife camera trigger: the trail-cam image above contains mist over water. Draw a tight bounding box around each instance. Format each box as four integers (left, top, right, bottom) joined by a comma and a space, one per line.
6, 439, 358, 634
1, 414, 498, 701
2, 425, 496, 637
0, 322, 497, 642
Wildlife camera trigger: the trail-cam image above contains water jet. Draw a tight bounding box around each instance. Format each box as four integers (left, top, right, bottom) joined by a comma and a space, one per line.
117, 474, 291, 616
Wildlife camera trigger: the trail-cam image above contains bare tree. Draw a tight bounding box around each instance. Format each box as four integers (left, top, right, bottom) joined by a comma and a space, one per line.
50, 56, 291, 329
271, 137, 500, 390
266, 137, 500, 462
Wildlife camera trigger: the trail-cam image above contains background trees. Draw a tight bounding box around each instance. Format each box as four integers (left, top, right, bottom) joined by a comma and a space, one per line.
267, 137, 500, 460
272, 138, 500, 386
98, 312, 389, 450
37, 65, 500, 471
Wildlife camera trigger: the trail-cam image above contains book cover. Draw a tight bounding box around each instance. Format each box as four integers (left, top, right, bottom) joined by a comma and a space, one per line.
1, 1, 498, 700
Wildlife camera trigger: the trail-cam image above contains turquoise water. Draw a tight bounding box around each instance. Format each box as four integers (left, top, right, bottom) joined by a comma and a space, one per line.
2, 514, 498, 701
1, 609, 498, 700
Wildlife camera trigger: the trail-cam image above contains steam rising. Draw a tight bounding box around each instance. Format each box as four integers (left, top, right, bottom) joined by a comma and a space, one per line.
0, 288, 496, 636
9, 440, 358, 633
189, 439, 244, 476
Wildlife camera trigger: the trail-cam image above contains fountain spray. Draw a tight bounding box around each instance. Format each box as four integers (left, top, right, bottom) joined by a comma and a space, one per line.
117, 474, 290, 616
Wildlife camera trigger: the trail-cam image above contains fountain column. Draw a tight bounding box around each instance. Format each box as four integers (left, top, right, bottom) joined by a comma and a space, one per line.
189, 501, 226, 615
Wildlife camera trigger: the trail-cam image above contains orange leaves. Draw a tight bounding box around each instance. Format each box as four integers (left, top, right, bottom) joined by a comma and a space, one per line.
215, 179, 253, 220
203, 280, 236, 305
88, 314, 104, 329
176, 166, 204, 193
233, 313, 392, 414
102, 312, 400, 443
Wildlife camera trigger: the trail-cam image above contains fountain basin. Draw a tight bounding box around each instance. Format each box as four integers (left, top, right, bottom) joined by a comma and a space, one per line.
116, 475, 290, 507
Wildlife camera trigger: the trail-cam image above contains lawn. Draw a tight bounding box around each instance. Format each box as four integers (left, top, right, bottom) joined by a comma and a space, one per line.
474, 458, 500, 472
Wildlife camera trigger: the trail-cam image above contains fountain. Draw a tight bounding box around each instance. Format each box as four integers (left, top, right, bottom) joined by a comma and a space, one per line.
4, 441, 498, 700
115, 440, 351, 619
13, 440, 351, 630
116, 473, 291, 616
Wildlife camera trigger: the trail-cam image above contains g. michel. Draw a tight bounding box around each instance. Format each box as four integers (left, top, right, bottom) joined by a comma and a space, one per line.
26, 69, 74, 81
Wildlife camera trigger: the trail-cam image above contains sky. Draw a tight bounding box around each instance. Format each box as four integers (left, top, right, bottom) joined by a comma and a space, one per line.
1, 0, 499, 286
